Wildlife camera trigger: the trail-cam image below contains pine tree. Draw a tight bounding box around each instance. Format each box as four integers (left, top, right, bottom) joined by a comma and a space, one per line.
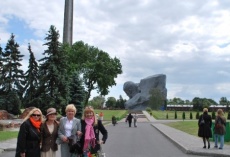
38, 25, 70, 113
22, 44, 40, 108
0, 34, 24, 114
68, 72, 85, 118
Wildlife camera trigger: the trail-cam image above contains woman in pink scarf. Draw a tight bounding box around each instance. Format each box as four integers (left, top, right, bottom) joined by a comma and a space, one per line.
79, 106, 108, 157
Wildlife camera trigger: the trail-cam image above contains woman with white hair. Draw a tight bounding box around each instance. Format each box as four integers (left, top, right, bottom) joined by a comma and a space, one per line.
56, 104, 81, 157
15, 108, 44, 157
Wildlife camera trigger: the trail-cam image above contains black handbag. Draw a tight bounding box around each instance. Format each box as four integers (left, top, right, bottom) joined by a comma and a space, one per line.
68, 136, 82, 154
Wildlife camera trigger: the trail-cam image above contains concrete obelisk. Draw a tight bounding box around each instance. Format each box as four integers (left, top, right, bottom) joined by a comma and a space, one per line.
63, 0, 73, 45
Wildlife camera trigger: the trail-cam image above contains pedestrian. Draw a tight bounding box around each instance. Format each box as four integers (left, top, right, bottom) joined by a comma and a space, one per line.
41, 108, 59, 157
126, 113, 133, 127
112, 115, 116, 126
99, 112, 104, 121
15, 108, 44, 157
198, 108, 212, 149
56, 104, 81, 157
79, 106, 108, 157
133, 113, 138, 127
214, 109, 226, 149
96, 113, 99, 119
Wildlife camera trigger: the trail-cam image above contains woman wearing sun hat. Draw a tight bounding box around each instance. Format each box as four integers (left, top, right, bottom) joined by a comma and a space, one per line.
41, 108, 59, 157
15, 108, 44, 157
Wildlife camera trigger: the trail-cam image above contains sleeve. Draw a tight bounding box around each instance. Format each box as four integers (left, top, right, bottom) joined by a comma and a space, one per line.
98, 120, 108, 143
17, 121, 28, 153
198, 115, 201, 126
57, 118, 65, 144
77, 119, 81, 132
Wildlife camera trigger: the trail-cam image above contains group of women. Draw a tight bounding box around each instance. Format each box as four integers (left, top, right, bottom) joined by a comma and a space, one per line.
15, 104, 108, 157
198, 108, 226, 149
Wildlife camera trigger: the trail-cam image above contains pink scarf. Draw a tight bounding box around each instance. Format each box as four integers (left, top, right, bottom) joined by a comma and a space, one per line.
84, 117, 96, 150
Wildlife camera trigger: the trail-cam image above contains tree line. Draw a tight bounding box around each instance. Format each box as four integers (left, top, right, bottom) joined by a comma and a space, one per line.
0, 25, 122, 117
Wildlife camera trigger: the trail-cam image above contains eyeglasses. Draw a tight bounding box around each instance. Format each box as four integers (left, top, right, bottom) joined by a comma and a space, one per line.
32, 114, 41, 117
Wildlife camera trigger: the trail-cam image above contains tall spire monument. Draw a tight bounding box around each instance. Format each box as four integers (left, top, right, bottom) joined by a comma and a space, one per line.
63, 0, 74, 45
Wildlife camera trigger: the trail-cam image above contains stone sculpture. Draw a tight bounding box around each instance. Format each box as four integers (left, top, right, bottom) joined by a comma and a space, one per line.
123, 74, 167, 110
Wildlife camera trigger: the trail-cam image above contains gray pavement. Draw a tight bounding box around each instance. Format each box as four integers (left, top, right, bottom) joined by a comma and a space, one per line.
1, 111, 230, 156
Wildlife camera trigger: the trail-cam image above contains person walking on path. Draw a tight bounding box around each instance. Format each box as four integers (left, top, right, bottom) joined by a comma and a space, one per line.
112, 115, 116, 126
79, 106, 108, 157
126, 113, 133, 127
99, 112, 104, 121
214, 109, 226, 149
56, 104, 81, 157
133, 113, 138, 127
198, 108, 212, 149
15, 108, 44, 157
41, 108, 59, 157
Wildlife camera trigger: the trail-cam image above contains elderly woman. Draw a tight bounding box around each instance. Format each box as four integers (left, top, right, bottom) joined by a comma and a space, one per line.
15, 108, 44, 157
214, 109, 226, 149
80, 106, 108, 156
56, 104, 81, 157
41, 108, 59, 157
198, 108, 212, 149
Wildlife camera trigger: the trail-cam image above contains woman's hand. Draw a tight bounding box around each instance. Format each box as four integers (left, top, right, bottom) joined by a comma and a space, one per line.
97, 140, 104, 144
62, 136, 69, 143
20, 153, 25, 157
77, 131, 82, 136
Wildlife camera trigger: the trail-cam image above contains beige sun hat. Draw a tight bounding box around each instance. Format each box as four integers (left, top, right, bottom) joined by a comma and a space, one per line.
46, 108, 57, 116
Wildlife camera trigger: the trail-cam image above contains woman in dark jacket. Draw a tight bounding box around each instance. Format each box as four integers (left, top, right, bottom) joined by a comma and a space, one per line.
126, 113, 133, 127
80, 106, 108, 156
198, 108, 212, 149
15, 108, 44, 157
41, 108, 59, 157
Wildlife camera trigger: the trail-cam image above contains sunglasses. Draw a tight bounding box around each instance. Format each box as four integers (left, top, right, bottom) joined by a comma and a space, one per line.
32, 114, 41, 117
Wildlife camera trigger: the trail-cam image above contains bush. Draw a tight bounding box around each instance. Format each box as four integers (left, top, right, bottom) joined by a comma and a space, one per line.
196, 112, 199, 119
190, 112, 193, 119
212, 111, 216, 119
166, 113, 168, 119
174, 111, 177, 119
146, 107, 152, 113
182, 112, 185, 120
228, 112, 230, 120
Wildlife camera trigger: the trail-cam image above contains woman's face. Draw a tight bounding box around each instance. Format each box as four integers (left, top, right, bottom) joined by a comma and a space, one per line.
66, 109, 75, 119
47, 113, 57, 121
31, 111, 41, 121
85, 111, 94, 119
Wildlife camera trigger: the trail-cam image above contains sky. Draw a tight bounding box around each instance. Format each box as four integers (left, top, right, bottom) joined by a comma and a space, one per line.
1, 0, 230, 103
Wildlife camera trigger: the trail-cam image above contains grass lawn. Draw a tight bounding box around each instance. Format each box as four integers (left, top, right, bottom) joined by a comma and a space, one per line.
94, 109, 128, 121
0, 131, 18, 141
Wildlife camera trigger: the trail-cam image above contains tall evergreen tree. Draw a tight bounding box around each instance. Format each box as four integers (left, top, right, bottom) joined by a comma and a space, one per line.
22, 44, 40, 108
38, 25, 70, 113
0, 34, 24, 114
68, 72, 85, 118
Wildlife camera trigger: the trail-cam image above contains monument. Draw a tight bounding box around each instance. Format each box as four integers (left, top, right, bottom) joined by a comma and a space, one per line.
63, 0, 74, 45
123, 74, 167, 110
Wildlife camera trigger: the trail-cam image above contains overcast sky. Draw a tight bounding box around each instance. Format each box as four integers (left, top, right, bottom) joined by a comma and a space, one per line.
1, 0, 230, 103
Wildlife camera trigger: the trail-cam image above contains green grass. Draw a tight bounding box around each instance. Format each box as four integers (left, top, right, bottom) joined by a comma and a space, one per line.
0, 131, 18, 141
94, 109, 128, 121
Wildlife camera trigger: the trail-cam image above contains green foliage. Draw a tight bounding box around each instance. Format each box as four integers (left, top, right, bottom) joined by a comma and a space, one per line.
115, 95, 126, 109
182, 111, 185, 120
212, 111, 216, 119
148, 87, 164, 110
105, 97, 116, 109
22, 44, 39, 108
228, 112, 230, 120
166, 113, 168, 119
192, 97, 217, 111
174, 111, 177, 119
88, 96, 105, 109
146, 107, 152, 113
196, 112, 199, 119
0, 131, 18, 141
190, 112, 193, 119
69, 41, 122, 106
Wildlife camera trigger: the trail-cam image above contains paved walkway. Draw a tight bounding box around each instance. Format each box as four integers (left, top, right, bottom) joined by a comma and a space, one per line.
1, 111, 230, 156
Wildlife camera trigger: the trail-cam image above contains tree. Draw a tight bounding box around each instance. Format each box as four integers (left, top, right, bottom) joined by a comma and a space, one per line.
68, 72, 85, 118
88, 96, 105, 109
115, 95, 126, 109
38, 25, 70, 113
182, 112, 185, 120
174, 111, 177, 119
219, 97, 228, 105
148, 87, 164, 110
0, 34, 24, 114
105, 97, 116, 109
190, 112, 193, 119
22, 44, 40, 108
69, 41, 122, 106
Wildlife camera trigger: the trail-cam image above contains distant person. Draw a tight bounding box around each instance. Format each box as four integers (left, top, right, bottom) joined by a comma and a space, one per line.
214, 109, 226, 149
15, 108, 43, 157
99, 112, 104, 121
198, 108, 212, 149
126, 113, 133, 127
56, 104, 81, 157
133, 113, 138, 127
41, 108, 59, 157
112, 115, 116, 126
80, 106, 108, 156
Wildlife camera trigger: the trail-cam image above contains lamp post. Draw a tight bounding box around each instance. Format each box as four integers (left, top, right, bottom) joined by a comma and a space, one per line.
63, 0, 73, 45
